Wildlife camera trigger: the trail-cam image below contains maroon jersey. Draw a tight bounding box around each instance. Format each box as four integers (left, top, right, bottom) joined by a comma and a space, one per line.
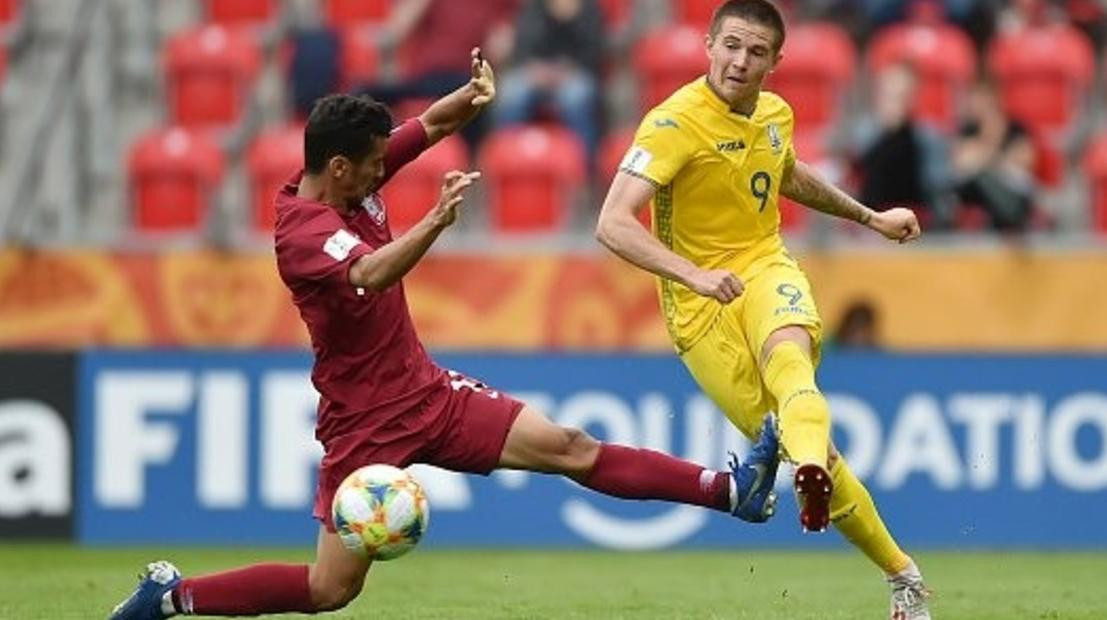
274, 119, 447, 444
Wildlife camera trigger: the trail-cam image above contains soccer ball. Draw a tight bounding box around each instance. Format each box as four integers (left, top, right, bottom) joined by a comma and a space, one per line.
332, 464, 430, 560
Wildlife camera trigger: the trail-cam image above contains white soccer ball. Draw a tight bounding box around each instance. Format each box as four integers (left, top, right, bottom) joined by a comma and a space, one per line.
331, 464, 430, 560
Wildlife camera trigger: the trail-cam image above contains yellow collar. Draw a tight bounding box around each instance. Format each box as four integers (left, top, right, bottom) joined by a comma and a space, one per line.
694, 78, 757, 118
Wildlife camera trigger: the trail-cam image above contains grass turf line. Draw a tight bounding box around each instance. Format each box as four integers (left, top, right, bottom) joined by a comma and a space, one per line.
1, 546, 1105, 619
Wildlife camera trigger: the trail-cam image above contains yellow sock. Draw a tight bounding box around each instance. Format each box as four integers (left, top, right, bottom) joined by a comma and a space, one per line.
829, 457, 911, 574
762, 341, 828, 467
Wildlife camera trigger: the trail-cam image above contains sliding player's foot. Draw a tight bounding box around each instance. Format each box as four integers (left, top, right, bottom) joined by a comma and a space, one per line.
794, 462, 832, 532
888, 559, 932, 620
108, 561, 180, 620
728, 414, 780, 523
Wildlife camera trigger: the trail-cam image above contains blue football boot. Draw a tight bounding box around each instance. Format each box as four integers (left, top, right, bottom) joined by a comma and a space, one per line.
108, 561, 181, 620
729, 414, 781, 523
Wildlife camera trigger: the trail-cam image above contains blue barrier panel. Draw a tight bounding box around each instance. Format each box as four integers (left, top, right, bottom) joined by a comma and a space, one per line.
78, 351, 1107, 548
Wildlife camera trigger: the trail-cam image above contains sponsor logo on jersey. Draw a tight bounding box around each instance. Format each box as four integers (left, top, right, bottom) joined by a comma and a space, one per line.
716, 139, 746, 152
653, 118, 679, 129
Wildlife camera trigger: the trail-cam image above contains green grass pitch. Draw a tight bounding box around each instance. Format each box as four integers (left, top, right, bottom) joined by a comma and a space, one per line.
1, 545, 1105, 619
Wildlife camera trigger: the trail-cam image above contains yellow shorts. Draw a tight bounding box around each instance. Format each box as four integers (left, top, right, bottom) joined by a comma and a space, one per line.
679, 257, 822, 439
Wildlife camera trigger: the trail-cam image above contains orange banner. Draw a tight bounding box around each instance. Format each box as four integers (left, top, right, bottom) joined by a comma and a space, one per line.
0, 248, 1105, 350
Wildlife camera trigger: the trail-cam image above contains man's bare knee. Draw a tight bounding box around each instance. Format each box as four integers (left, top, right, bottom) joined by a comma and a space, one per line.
559, 427, 600, 473
309, 571, 364, 612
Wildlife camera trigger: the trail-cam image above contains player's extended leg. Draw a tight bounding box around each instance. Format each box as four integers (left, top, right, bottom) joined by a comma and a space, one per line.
827, 444, 931, 618
825, 443, 908, 574
760, 325, 833, 531
108, 527, 368, 617
496, 405, 779, 522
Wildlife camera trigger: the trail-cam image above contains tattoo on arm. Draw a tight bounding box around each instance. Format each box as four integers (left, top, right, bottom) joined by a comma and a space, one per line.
781, 160, 873, 225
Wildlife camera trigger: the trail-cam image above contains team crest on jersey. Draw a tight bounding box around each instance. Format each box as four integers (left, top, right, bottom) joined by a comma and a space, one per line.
361, 194, 386, 225
766, 123, 783, 154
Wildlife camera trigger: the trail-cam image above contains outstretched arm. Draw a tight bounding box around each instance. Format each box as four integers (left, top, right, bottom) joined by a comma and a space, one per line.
781, 160, 922, 243
417, 48, 496, 146
595, 171, 745, 304
349, 171, 480, 291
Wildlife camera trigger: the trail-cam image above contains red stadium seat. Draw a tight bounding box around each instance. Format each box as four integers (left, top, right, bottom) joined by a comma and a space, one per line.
325, 0, 391, 26
205, 0, 278, 26
247, 124, 303, 231
1083, 134, 1107, 233
481, 125, 586, 233
0, 0, 19, 26
673, 0, 718, 30
867, 20, 975, 128
336, 25, 380, 90
634, 24, 705, 113
987, 23, 1094, 135
380, 134, 469, 233
164, 24, 262, 129
128, 127, 225, 231
598, 127, 634, 186
597, 127, 651, 227
765, 22, 855, 134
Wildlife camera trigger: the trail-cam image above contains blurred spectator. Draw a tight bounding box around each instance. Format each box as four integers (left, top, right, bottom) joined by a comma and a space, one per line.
831, 300, 881, 350
951, 81, 1037, 232
361, 0, 518, 144
493, 0, 605, 158
996, 0, 1051, 33
853, 62, 954, 229
859, 0, 975, 28
288, 28, 341, 120
1065, 0, 1107, 49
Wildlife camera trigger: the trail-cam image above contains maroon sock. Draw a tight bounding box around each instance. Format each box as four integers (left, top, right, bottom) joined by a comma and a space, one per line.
580, 443, 732, 511
174, 564, 314, 615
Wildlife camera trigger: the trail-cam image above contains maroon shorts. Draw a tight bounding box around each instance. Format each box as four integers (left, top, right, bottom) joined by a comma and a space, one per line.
312, 373, 524, 531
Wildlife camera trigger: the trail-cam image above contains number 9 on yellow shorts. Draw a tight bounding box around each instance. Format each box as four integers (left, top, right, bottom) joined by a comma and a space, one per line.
679, 258, 822, 438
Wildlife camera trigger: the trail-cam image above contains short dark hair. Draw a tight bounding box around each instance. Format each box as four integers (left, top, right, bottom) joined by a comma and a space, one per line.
709, 0, 786, 51
303, 94, 393, 174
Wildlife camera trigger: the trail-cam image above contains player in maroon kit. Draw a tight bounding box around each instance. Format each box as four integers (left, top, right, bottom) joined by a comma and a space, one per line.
109, 49, 781, 619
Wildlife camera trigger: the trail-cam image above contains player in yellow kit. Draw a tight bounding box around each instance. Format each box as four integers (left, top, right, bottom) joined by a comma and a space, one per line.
596, 1, 931, 618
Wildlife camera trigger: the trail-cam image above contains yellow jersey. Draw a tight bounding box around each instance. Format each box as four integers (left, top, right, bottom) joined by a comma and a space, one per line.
620, 78, 798, 351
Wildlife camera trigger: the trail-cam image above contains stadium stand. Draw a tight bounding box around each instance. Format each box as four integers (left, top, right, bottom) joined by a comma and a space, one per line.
164, 23, 263, 129
336, 24, 380, 90
1082, 135, 1107, 233
324, 0, 391, 27
480, 124, 586, 233
0, 0, 18, 25
672, 0, 719, 30
129, 127, 225, 231
597, 126, 650, 227
866, 10, 975, 129
598, 0, 632, 32
380, 133, 469, 233
986, 22, 1095, 136
204, 0, 279, 27
1, 0, 1102, 242
633, 24, 704, 113
246, 124, 302, 231
765, 21, 855, 135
